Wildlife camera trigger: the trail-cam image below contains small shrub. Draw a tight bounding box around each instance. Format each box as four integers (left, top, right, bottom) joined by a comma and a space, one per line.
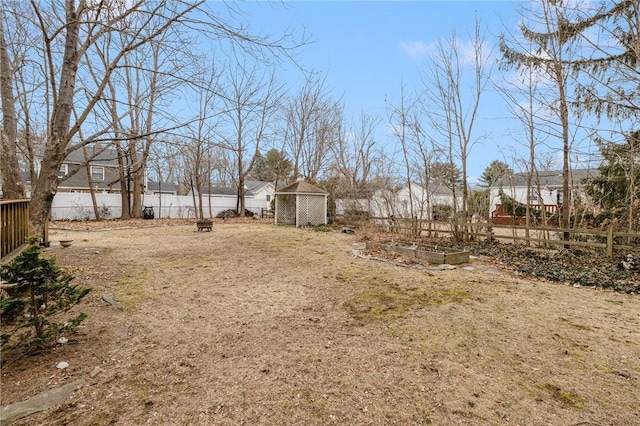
432, 205, 453, 221
343, 209, 370, 224
0, 239, 90, 351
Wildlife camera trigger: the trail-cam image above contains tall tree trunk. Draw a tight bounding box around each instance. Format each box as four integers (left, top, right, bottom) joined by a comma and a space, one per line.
116, 142, 131, 218
83, 146, 101, 220
556, 61, 571, 240
129, 145, 144, 218
236, 151, 245, 217
0, 14, 26, 199
197, 176, 204, 219
29, 0, 81, 237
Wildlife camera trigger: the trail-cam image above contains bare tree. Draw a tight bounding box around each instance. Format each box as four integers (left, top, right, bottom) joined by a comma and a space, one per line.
284, 73, 342, 182
1, 0, 304, 236
412, 106, 439, 221
421, 19, 492, 215
500, 0, 583, 235
498, 56, 546, 237
387, 84, 418, 224
183, 62, 221, 219
85, 12, 202, 219
217, 62, 282, 216
0, 8, 25, 199
330, 112, 380, 191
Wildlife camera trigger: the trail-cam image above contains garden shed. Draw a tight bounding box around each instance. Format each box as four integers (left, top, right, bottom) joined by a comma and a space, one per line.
274, 181, 328, 227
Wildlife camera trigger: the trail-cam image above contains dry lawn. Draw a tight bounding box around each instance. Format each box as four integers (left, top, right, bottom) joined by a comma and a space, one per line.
1, 220, 639, 425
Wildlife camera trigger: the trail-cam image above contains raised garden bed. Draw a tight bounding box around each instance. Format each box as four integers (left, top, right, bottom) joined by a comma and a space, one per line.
365, 241, 469, 265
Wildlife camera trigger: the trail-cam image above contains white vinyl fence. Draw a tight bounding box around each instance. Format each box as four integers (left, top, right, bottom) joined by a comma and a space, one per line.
50, 192, 267, 220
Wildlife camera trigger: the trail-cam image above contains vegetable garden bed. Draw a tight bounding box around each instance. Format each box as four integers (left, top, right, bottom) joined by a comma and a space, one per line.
365, 240, 470, 265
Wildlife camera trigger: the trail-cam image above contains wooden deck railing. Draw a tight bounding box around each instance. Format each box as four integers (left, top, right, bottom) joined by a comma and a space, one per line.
1, 199, 30, 259
491, 203, 559, 217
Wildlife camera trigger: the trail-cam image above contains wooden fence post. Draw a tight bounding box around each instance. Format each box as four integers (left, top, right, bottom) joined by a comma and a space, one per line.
606, 225, 614, 258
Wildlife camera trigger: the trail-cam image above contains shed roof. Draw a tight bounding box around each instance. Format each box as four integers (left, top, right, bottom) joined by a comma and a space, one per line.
276, 181, 328, 195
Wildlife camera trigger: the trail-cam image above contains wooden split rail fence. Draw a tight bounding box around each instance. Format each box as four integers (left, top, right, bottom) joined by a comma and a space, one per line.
364, 216, 639, 258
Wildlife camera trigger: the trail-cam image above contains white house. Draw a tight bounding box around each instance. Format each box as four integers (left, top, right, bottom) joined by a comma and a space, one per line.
246, 180, 276, 211
489, 168, 598, 223
371, 183, 460, 220
146, 181, 178, 196
188, 180, 275, 215
333, 182, 459, 220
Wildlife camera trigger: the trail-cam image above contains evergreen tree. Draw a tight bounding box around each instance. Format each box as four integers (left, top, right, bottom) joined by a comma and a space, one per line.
479, 160, 513, 187
1, 240, 89, 349
252, 149, 293, 184
585, 130, 640, 230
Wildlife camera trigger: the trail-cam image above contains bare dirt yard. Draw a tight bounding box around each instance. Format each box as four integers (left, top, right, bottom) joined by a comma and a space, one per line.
2, 219, 639, 425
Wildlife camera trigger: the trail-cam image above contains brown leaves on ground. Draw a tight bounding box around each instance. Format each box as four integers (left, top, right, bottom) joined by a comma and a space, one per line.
49, 216, 272, 231
362, 231, 640, 294
2, 221, 639, 425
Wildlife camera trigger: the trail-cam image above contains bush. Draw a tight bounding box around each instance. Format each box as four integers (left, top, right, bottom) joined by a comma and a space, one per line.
0, 239, 90, 350
313, 224, 334, 232
432, 205, 453, 221
343, 209, 370, 224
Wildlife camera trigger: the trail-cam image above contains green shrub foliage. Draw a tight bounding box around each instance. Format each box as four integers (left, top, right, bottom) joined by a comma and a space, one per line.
0, 239, 90, 349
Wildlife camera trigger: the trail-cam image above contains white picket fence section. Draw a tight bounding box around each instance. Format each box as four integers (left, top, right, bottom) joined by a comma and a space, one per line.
50, 192, 268, 220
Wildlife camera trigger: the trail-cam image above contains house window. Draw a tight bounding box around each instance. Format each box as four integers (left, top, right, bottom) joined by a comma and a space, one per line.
58, 164, 68, 177
91, 166, 105, 181
266, 195, 271, 202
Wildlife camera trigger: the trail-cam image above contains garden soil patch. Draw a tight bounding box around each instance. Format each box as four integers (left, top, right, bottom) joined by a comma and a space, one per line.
1, 220, 639, 425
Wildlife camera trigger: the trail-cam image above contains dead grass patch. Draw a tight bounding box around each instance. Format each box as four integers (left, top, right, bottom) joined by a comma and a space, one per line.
1, 221, 639, 425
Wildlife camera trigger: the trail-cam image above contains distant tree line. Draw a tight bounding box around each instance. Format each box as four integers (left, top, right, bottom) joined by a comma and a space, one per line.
1, 0, 638, 236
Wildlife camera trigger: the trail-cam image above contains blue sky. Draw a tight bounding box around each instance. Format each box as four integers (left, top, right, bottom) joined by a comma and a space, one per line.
216, 1, 561, 183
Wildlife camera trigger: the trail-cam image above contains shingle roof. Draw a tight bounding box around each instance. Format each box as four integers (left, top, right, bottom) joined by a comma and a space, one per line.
493, 169, 598, 188
198, 186, 255, 196
276, 181, 328, 195
246, 180, 273, 192
147, 181, 178, 192
41, 145, 121, 166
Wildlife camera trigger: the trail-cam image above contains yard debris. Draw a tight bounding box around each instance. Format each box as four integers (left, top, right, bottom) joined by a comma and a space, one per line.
56, 361, 69, 369
428, 264, 456, 271
102, 294, 124, 310
621, 254, 639, 272
483, 267, 503, 275
89, 367, 102, 378
0, 379, 84, 425
2, 222, 638, 425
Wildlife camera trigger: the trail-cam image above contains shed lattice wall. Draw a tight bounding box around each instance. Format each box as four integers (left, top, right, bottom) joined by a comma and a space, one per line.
276, 195, 296, 225
298, 194, 325, 226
